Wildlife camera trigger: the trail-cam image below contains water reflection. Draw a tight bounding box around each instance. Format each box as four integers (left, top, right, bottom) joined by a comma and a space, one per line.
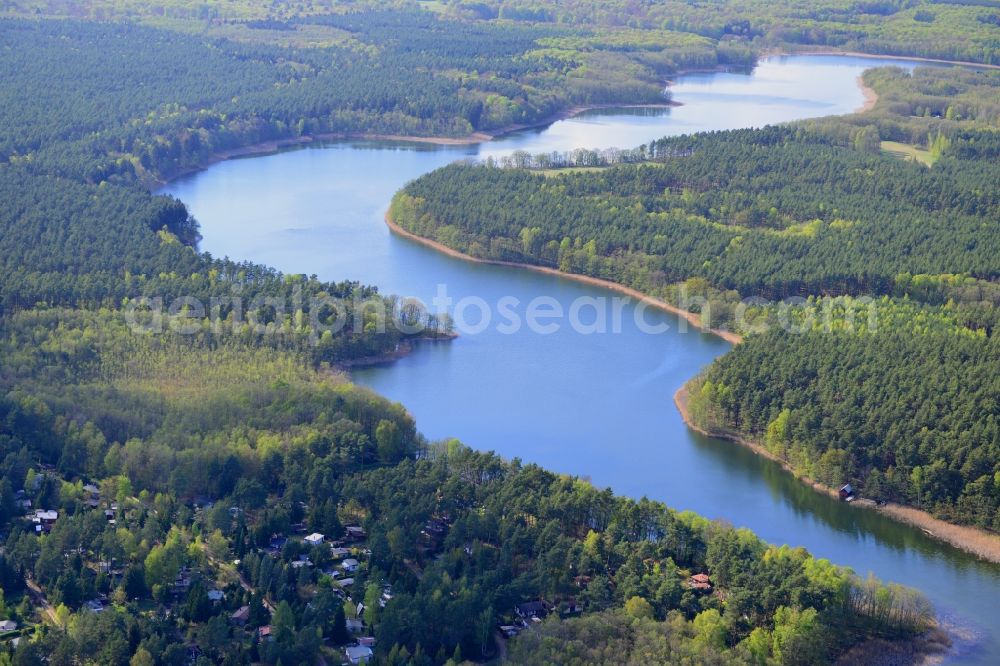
163, 55, 1000, 664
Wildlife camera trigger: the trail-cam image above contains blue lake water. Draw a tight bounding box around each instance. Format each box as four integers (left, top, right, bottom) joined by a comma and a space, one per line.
162, 55, 1000, 663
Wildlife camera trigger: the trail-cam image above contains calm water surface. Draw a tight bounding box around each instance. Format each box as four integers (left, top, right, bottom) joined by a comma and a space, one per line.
162, 56, 999, 663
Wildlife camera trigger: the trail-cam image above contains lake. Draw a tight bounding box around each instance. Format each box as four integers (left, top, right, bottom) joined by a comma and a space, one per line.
161, 55, 1000, 663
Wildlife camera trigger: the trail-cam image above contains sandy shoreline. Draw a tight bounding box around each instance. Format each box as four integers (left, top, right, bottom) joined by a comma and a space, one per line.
384, 213, 743, 345
856, 75, 879, 113
153, 102, 679, 186
154, 49, 997, 187
674, 384, 1000, 565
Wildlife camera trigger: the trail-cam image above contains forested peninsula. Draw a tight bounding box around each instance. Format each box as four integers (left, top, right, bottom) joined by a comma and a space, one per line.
3, 2, 995, 664
389, 64, 1000, 559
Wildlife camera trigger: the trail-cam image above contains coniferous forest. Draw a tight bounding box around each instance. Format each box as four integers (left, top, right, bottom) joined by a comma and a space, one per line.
3, 1, 997, 664
392, 67, 1000, 532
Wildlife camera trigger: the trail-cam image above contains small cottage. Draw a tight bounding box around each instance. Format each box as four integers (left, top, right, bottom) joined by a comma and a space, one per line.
689, 573, 712, 590
515, 600, 550, 619
345, 645, 373, 665
230, 605, 250, 626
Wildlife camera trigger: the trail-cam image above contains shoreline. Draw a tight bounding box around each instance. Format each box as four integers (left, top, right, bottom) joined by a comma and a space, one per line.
336, 335, 457, 370
153, 102, 679, 187
384, 212, 743, 345
856, 75, 879, 113
674, 383, 1000, 566
765, 48, 1000, 71
162, 49, 1000, 567
154, 49, 996, 188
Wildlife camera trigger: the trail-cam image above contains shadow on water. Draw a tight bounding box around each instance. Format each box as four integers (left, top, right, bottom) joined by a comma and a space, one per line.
690, 430, 992, 569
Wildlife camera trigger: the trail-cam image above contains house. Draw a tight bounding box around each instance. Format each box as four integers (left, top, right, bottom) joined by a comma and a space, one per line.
0, 620, 17, 632
499, 625, 520, 638
341, 558, 360, 574
358, 636, 376, 648
34, 509, 58, 525
345, 645, 373, 664
689, 573, 712, 590
337, 577, 355, 588
291, 559, 312, 569
172, 574, 192, 595
346, 618, 364, 634
330, 546, 352, 559
84, 599, 105, 613
83, 484, 100, 496
304, 532, 325, 547
345, 526, 366, 541
839, 484, 855, 501
230, 605, 250, 626
207, 589, 225, 602
515, 600, 550, 620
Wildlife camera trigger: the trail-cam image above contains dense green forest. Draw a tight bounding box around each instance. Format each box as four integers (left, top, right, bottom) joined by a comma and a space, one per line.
0, 3, 979, 663
0, 13, 742, 185
393, 125, 1000, 297
682, 295, 1000, 531
5, 0, 1000, 64
391, 62, 1000, 312
0, 317, 934, 663
391, 65, 1000, 532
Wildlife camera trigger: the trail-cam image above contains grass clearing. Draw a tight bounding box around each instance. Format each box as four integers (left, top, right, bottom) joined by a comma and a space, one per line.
881, 140, 935, 166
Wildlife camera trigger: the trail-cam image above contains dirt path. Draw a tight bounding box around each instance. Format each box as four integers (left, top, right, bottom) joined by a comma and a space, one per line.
204, 549, 275, 613
25, 579, 58, 625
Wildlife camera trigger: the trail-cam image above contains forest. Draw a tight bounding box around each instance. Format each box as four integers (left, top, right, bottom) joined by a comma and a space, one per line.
392, 118, 1000, 304
0, 2, 983, 664
0, 325, 935, 663
5, 0, 1000, 65
0, 13, 743, 186
390, 66, 1000, 532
